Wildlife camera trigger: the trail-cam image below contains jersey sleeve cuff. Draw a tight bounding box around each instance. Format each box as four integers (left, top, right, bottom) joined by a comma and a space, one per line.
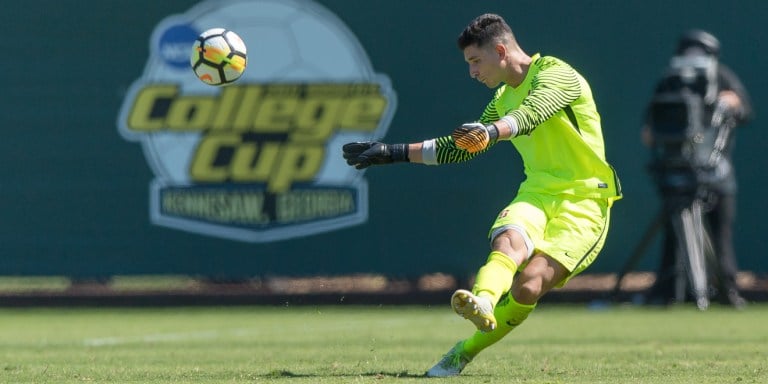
500, 115, 519, 138
421, 139, 438, 165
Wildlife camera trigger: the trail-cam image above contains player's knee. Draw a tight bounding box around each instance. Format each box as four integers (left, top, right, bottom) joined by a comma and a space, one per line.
513, 270, 546, 303
490, 231, 511, 251
491, 229, 528, 265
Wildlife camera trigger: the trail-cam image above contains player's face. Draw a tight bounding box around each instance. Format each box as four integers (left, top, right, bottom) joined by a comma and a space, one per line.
463, 43, 503, 88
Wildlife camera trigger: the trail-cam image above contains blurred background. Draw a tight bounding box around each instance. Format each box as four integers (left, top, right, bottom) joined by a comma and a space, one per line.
1, 0, 766, 303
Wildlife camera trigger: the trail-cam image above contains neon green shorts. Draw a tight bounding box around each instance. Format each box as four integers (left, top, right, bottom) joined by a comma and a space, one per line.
489, 192, 612, 287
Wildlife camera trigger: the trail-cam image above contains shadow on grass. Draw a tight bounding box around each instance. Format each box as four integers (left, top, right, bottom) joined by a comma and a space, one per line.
263, 369, 427, 379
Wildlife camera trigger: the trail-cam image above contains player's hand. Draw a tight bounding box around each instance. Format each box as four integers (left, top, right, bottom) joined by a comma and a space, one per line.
342, 142, 408, 169
452, 122, 498, 153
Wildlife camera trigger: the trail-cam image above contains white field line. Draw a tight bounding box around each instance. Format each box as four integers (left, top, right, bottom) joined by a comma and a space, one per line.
82, 328, 254, 347
82, 315, 434, 347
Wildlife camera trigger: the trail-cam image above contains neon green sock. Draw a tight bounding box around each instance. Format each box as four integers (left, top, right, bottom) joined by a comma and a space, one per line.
472, 251, 518, 305
461, 294, 536, 357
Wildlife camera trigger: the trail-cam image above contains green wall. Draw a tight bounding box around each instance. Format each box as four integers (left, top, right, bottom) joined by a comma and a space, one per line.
1, 0, 766, 279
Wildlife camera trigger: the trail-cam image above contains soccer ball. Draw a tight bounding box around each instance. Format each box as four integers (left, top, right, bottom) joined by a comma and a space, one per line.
190, 28, 247, 86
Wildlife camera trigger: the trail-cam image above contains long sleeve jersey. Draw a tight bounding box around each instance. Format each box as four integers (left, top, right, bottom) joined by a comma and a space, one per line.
426, 54, 622, 201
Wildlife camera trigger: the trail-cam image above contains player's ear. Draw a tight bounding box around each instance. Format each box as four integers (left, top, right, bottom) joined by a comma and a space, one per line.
494, 43, 507, 60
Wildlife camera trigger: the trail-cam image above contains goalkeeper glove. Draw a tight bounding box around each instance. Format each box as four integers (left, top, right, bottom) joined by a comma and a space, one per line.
342, 141, 409, 169
452, 122, 499, 153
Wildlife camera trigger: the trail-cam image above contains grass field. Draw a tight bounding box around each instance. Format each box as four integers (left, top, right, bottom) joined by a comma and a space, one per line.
0, 304, 766, 383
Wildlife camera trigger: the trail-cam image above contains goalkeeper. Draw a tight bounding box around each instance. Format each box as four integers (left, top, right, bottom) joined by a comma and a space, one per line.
342, 13, 622, 377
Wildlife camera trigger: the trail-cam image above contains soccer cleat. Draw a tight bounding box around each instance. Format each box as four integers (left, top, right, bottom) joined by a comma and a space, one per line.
425, 342, 472, 377
451, 289, 496, 332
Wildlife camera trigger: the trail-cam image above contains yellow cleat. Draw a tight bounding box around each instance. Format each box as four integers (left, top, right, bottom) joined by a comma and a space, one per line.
451, 289, 497, 332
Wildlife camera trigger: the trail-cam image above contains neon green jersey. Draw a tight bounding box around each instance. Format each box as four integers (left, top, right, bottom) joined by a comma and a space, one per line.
432, 54, 621, 200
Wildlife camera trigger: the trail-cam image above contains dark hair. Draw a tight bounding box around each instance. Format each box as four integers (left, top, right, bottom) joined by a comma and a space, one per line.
457, 13, 514, 50
676, 29, 720, 57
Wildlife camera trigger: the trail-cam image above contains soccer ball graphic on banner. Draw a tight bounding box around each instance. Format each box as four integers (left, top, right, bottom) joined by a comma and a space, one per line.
190, 28, 247, 85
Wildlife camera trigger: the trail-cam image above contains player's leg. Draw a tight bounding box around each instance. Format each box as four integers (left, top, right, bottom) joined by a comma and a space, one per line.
427, 290, 537, 377
428, 253, 569, 377
429, 195, 612, 376
462, 253, 569, 353
451, 243, 524, 332
451, 194, 546, 332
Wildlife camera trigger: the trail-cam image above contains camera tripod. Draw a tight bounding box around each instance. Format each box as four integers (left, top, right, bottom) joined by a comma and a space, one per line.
611, 101, 737, 309
611, 189, 716, 310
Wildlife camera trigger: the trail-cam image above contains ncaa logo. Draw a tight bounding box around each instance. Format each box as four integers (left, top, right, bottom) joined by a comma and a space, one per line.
117, 0, 397, 242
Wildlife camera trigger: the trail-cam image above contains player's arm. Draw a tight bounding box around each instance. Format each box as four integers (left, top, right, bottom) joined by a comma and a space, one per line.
451, 62, 582, 153
343, 94, 505, 169
344, 82, 514, 169
504, 62, 582, 136
342, 134, 490, 169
